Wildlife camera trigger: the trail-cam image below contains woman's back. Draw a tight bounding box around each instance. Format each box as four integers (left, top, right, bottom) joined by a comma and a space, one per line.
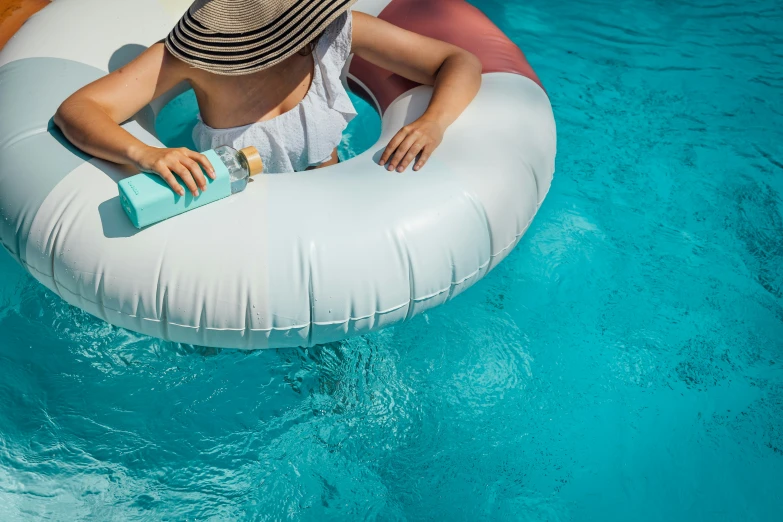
189, 51, 315, 129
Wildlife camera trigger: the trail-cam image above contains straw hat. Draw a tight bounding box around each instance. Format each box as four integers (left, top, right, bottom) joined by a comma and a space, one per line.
165, 0, 357, 75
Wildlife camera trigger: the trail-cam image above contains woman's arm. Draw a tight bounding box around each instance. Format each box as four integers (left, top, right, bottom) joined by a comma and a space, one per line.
54, 43, 214, 196
351, 11, 482, 172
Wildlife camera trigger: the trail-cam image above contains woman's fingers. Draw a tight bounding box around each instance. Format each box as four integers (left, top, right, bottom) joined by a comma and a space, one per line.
143, 148, 213, 196
381, 120, 443, 172
397, 139, 424, 172
397, 140, 426, 172
388, 132, 420, 171
182, 157, 207, 191
157, 166, 186, 196
380, 126, 414, 166
187, 150, 215, 179
413, 144, 433, 171
170, 163, 199, 196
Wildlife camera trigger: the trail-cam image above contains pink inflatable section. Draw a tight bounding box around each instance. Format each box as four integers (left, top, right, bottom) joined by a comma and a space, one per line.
348, 0, 544, 113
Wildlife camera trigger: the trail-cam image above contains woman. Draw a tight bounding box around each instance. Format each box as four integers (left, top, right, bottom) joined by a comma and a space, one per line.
54, 0, 482, 197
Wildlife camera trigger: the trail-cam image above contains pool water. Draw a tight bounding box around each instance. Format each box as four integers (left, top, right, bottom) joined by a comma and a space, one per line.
1, 0, 782, 519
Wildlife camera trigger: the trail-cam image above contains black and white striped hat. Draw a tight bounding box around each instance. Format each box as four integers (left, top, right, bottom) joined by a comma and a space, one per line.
165, 0, 357, 75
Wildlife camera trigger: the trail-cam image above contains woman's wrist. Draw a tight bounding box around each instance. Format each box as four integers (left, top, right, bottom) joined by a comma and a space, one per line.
420, 108, 452, 132
126, 142, 153, 170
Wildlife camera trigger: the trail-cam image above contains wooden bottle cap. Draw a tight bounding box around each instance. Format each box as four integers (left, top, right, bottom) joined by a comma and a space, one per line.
239, 146, 264, 176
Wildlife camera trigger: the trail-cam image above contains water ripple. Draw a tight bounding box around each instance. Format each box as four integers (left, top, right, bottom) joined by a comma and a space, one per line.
0, 0, 782, 518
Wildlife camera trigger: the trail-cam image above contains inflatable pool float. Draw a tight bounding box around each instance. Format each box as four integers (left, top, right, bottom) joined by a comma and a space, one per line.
0, 0, 556, 349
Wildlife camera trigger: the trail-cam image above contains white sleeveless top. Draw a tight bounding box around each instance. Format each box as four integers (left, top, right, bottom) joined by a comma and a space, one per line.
192, 12, 357, 174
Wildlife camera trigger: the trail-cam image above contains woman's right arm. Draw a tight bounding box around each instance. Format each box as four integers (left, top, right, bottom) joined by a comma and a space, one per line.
54, 43, 214, 197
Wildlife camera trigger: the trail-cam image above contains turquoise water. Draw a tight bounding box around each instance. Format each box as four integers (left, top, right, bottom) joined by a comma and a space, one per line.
2, 0, 783, 519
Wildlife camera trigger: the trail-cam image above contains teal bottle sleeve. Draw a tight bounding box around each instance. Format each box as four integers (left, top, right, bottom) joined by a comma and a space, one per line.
118, 149, 231, 229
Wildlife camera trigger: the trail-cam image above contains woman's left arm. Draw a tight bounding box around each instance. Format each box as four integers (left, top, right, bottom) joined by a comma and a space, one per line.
351, 11, 482, 172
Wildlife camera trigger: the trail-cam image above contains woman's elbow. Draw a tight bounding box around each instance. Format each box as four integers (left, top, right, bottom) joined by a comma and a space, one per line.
53, 105, 66, 130
53, 96, 76, 131
442, 49, 482, 87
54, 95, 93, 136
462, 49, 482, 75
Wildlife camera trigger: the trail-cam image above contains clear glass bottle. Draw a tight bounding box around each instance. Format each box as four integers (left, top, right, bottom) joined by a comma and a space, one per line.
214, 145, 264, 194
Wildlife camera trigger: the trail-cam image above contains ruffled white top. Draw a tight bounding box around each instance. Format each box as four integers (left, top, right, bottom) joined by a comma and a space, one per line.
192, 12, 357, 174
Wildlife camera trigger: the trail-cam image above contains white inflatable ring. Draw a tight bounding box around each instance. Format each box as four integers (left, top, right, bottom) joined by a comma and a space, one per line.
0, 0, 556, 349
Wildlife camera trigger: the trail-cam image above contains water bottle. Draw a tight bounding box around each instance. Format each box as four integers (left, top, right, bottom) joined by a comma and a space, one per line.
216, 145, 264, 194
118, 145, 263, 229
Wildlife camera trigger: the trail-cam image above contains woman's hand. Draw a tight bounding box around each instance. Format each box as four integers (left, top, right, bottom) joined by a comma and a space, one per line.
352, 12, 482, 173
131, 146, 215, 197
379, 118, 444, 172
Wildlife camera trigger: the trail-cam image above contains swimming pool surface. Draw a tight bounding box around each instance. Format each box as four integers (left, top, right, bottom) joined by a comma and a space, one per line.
1, 0, 782, 519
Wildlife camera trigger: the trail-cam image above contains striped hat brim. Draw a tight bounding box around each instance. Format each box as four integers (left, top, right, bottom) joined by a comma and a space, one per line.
165, 0, 357, 75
